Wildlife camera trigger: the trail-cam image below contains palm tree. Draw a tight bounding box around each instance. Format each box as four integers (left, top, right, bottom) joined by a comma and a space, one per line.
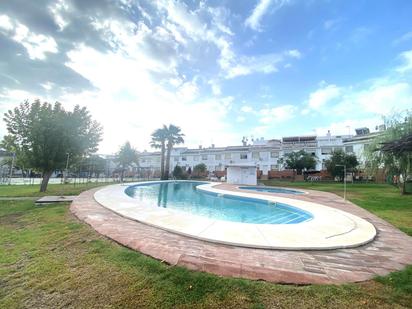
150, 126, 167, 180
164, 125, 185, 180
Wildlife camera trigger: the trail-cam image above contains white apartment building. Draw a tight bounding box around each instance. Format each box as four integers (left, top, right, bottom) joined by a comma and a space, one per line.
138, 128, 380, 176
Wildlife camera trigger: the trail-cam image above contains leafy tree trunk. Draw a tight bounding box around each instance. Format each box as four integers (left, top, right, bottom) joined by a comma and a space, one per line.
160, 142, 165, 180
164, 143, 172, 180
40, 170, 53, 192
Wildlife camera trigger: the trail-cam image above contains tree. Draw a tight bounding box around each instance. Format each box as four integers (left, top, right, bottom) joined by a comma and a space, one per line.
325, 149, 359, 180
85, 155, 106, 178
193, 163, 207, 178
284, 150, 317, 175
150, 126, 167, 180
366, 111, 412, 194
172, 165, 187, 179
116, 141, 139, 182
163, 125, 185, 180
2, 100, 102, 192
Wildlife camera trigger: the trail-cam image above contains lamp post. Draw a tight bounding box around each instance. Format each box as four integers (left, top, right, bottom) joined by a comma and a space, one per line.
64, 152, 70, 183
8, 152, 15, 185
336, 164, 346, 201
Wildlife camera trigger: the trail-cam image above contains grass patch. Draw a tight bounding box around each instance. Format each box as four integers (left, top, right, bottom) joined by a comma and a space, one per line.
0, 199, 411, 308
262, 180, 412, 236
0, 182, 117, 197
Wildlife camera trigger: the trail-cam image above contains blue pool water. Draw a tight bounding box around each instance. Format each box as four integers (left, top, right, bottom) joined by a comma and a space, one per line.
238, 186, 303, 195
125, 182, 312, 224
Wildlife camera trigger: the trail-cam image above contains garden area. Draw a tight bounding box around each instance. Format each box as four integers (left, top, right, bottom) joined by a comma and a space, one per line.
1, 182, 411, 308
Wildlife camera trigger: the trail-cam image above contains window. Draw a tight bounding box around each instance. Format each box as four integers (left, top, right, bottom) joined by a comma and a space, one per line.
174, 157, 179, 162
141, 159, 146, 163
224, 153, 231, 160
202, 155, 208, 160
215, 154, 221, 160
321, 148, 332, 155
252, 152, 259, 159
193, 156, 199, 161
270, 151, 279, 158
240, 154, 248, 160
271, 165, 278, 170
345, 146, 354, 153
181, 156, 187, 161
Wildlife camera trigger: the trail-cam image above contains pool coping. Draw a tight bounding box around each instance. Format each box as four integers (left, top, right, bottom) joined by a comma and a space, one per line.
92, 180, 377, 250
70, 185, 412, 284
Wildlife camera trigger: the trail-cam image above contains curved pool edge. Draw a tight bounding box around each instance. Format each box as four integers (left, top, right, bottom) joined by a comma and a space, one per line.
236, 185, 308, 195
93, 180, 377, 250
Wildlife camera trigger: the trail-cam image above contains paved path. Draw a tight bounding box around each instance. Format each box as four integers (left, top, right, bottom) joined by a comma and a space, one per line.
0, 197, 39, 201
0, 196, 77, 202
36, 195, 77, 203
70, 186, 412, 284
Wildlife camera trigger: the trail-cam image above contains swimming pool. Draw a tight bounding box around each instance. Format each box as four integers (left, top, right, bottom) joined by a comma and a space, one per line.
238, 186, 303, 195
94, 181, 377, 249
125, 182, 312, 224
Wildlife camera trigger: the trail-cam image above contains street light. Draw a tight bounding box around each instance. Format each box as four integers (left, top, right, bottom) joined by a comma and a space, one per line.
64, 152, 70, 183
8, 152, 15, 185
336, 164, 346, 201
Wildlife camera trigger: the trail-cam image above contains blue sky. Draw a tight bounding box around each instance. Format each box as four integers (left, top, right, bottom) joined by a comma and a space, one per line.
0, 0, 411, 153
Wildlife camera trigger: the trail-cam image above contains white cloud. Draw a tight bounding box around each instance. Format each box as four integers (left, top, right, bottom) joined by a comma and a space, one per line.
208, 80, 222, 96
259, 104, 296, 124
15, 27, 58, 60
286, 49, 302, 59
62, 38, 240, 153
241, 105, 254, 113
177, 81, 199, 102
48, 0, 70, 31
245, 0, 289, 31
0, 15, 13, 31
314, 117, 382, 137
393, 31, 412, 45
323, 18, 342, 31
0, 15, 58, 60
208, 6, 234, 36
353, 82, 412, 115
396, 49, 412, 73
251, 125, 270, 137
226, 51, 299, 79
308, 84, 341, 110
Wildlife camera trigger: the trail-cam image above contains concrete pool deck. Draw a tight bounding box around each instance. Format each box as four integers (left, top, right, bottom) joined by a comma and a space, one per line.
92, 181, 376, 250
70, 184, 412, 284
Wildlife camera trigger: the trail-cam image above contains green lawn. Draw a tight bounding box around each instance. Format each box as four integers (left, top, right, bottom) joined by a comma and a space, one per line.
262, 180, 412, 236
0, 182, 117, 197
0, 182, 411, 308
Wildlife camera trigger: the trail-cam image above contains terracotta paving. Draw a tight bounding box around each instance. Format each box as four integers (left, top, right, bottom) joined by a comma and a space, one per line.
70, 185, 412, 284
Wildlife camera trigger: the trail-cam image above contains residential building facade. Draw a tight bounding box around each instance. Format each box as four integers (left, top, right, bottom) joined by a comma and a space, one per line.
137, 128, 381, 177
